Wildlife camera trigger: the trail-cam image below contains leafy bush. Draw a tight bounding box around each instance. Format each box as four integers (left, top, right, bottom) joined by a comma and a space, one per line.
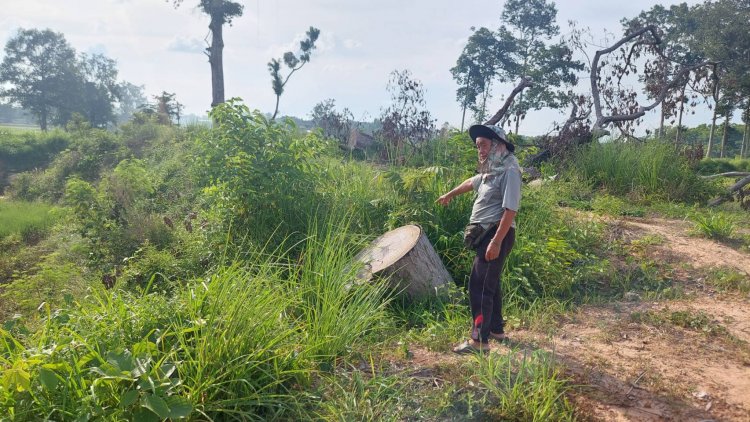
405, 130, 476, 168
8, 129, 125, 202
1, 259, 86, 316
591, 194, 626, 216
0, 130, 70, 172
195, 99, 331, 244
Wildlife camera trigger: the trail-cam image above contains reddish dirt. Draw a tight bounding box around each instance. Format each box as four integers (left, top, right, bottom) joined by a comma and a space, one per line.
404, 215, 750, 421
621, 217, 750, 276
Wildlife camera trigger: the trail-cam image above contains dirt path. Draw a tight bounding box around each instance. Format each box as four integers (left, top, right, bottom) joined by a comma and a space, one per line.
621, 217, 750, 276
405, 216, 750, 421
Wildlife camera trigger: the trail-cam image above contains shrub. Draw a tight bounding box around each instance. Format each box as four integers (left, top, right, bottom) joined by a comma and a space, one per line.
195, 99, 331, 245
0, 130, 71, 172
7, 129, 126, 202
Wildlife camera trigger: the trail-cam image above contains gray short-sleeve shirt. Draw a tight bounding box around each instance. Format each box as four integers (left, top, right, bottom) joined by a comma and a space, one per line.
469, 155, 521, 228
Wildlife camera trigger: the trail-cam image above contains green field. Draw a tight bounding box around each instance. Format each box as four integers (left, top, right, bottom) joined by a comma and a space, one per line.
0, 123, 40, 134
0, 199, 58, 239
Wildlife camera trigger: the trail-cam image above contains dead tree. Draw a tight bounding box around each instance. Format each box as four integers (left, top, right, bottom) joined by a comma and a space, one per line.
484, 76, 534, 125
170, 0, 243, 108
708, 174, 750, 207
589, 26, 713, 136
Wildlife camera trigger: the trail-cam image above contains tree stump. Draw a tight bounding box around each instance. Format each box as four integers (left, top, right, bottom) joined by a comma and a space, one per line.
354, 225, 453, 298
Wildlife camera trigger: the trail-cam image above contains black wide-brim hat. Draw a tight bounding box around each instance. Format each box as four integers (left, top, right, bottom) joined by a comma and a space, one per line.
469, 124, 515, 153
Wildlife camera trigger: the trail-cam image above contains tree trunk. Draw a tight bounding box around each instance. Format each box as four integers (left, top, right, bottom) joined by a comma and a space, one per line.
707, 104, 718, 158
720, 113, 729, 158
708, 174, 750, 206
659, 101, 665, 139
706, 82, 720, 158
485, 76, 533, 126
460, 103, 467, 132
208, 15, 225, 108
742, 104, 749, 159
676, 90, 685, 144
700, 171, 750, 179
271, 94, 280, 120
354, 225, 452, 298
39, 108, 48, 131
514, 91, 523, 135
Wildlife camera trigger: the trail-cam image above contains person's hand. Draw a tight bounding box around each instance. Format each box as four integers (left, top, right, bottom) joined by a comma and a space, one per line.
436, 193, 452, 206
485, 239, 500, 261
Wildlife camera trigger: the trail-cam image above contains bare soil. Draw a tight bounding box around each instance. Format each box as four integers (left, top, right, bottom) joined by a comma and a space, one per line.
407, 215, 750, 421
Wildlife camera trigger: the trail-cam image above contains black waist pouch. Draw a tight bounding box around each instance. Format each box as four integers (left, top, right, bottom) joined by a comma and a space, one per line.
464, 224, 491, 250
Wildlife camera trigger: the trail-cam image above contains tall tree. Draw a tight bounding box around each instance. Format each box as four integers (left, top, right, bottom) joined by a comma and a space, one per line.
268, 27, 320, 120
684, 0, 750, 157
75, 53, 120, 128
623, 3, 706, 141
114, 82, 147, 123
309, 98, 354, 144
0, 28, 79, 130
451, 27, 515, 128
170, 0, 243, 108
741, 102, 749, 159
497, 0, 582, 134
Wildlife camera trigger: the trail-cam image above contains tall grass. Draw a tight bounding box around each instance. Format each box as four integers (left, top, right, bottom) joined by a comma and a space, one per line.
291, 218, 392, 361
0, 219, 391, 420
571, 140, 713, 202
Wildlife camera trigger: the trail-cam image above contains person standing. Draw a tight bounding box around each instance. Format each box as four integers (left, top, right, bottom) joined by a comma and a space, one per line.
436, 124, 521, 354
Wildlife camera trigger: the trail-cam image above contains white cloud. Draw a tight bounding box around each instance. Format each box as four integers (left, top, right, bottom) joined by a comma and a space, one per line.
0, 0, 719, 133
342, 38, 362, 50
167, 36, 206, 54
85, 43, 109, 56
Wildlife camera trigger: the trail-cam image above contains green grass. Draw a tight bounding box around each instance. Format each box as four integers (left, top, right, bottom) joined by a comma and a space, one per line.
703, 268, 750, 293
570, 139, 715, 202
695, 157, 750, 174
690, 210, 736, 239
0, 200, 59, 240
8, 106, 741, 419
472, 349, 576, 421
630, 309, 737, 340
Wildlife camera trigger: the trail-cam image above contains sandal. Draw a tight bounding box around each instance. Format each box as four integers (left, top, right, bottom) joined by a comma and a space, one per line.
452, 339, 489, 354
489, 332, 507, 342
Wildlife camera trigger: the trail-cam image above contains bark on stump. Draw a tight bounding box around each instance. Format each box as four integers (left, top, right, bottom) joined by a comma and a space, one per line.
354, 225, 453, 298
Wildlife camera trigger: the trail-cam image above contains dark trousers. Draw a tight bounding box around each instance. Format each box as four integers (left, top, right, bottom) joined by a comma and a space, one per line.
469, 227, 515, 343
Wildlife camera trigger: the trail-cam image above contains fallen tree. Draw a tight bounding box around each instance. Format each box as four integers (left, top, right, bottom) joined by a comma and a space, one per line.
708, 174, 750, 207
700, 172, 750, 180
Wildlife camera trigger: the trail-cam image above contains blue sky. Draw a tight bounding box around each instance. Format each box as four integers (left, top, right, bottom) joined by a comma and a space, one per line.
2, 0, 718, 135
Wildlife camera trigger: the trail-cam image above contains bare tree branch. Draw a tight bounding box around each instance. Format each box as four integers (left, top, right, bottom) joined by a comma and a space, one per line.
559, 98, 591, 135
484, 76, 533, 126
589, 25, 714, 133
700, 172, 750, 179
